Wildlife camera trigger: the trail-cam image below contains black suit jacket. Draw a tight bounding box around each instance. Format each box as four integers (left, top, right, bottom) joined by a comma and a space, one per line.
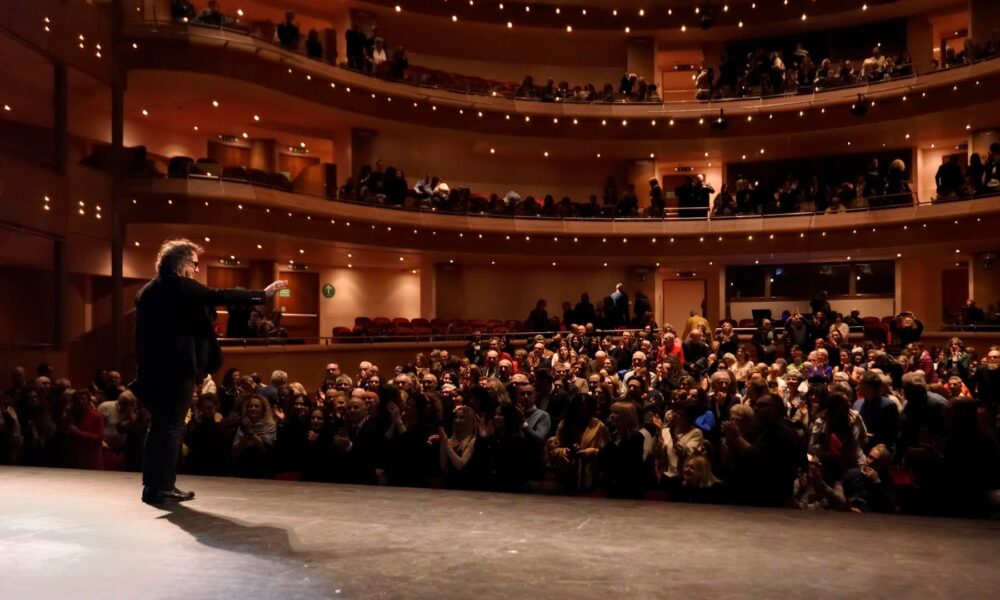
332, 419, 384, 485
135, 274, 265, 386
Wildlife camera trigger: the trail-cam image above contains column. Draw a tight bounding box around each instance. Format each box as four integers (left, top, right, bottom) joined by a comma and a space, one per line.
419, 256, 436, 319
53, 239, 68, 350
53, 63, 68, 173
247, 260, 277, 291
906, 15, 934, 74
110, 0, 126, 368
626, 37, 656, 82
970, 0, 1000, 49
249, 139, 278, 173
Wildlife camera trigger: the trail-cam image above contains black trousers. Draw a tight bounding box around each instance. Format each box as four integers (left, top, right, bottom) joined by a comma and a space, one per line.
141, 378, 194, 491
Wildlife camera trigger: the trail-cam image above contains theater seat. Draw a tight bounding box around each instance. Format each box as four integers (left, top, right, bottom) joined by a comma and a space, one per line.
392, 318, 411, 327
221, 165, 249, 181
248, 169, 270, 186
195, 159, 223, 178
331, 326, 352, 341
269, 172, 292, 190
167, 156, 196, 177
411, 318, 431, 328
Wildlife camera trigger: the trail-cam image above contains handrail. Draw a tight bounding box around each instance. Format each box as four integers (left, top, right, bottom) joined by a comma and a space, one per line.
122, 18, 1000, 116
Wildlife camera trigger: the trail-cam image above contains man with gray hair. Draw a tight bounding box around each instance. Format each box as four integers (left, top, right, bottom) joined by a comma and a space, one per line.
135, 238, 286, 504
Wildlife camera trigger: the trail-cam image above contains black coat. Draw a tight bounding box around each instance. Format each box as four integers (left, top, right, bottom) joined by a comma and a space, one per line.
135, 275, 265, 386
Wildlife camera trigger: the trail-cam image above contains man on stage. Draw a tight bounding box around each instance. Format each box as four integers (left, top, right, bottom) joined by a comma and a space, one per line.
135, 239, 287, 504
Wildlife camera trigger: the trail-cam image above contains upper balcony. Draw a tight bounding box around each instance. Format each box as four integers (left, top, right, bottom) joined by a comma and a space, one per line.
121, 19, 1000, 140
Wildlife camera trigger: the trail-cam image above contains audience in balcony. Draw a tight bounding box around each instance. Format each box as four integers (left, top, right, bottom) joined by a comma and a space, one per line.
305, 29, 323, 60
276, 11, 301, 51
335, 150, 949, 219
701, 41, 917, 100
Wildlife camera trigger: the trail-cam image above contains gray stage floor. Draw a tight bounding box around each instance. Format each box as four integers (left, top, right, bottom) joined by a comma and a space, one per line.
1, 467, 998, 599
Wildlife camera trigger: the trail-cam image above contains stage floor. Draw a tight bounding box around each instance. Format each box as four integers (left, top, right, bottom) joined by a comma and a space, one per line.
1, 467, 998, 599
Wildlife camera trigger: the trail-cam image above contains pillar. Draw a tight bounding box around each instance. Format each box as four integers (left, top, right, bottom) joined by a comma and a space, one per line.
53, 239, 67, 350
970, 0, 1000, 50
247, 260, 277, 291
53, 63, 67, 173
419, 256, 436, 319
249, 139, 278, 173
906, 15, 934, 74
626, 37, 656, 82
111, 0, 126, 368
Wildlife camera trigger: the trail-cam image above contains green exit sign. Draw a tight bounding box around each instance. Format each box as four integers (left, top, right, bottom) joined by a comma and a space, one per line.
279, 288, 291, 298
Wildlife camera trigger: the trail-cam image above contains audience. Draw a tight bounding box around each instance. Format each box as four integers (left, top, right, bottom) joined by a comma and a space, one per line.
6, 300, 998, 517
334, 153, 973, 219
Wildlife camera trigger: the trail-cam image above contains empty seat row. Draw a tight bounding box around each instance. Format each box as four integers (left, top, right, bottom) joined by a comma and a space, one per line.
166, 156, 292, 190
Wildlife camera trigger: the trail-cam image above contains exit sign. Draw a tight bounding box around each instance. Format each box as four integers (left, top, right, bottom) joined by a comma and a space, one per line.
279, 288, 291, 298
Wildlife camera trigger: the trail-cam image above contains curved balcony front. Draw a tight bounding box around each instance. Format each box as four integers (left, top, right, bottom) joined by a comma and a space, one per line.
122, 21, 1000, 140
121, 174, 1000, 261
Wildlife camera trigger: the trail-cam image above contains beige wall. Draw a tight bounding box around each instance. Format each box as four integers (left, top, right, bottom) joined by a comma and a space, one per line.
315, 266, 422, 333
435, 264, 654, 323
916, 147, 951, 204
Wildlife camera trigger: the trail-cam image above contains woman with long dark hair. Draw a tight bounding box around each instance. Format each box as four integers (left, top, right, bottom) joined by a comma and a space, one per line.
548, 394, 609, 493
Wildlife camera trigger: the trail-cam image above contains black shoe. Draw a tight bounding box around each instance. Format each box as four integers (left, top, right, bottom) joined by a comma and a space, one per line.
142, 486, 195, 504
168, 487, 196, 501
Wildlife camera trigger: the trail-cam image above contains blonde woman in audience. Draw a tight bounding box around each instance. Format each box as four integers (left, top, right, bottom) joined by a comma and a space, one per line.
439, 405, 476, 489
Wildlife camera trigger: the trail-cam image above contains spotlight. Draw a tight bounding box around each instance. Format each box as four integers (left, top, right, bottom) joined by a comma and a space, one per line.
850, 94, 869, 117
710, 109, 729, 131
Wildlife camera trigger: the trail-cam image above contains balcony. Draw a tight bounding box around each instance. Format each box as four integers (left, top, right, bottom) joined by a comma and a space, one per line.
122, 21, 1000, 139
121, 173, 1000, 259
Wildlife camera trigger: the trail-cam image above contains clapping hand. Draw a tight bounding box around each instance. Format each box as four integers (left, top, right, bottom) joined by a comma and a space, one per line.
240, 417, 252, 432
307, 430, 320, 443
273, 407, 285, 423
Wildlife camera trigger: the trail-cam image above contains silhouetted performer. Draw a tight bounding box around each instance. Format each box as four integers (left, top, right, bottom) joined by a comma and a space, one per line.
135, 239, 286, 504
